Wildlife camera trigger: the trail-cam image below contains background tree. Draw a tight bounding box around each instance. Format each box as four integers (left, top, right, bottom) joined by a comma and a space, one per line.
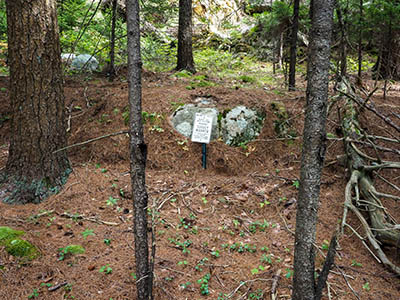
2, 0, 70, 204
292, 0, 335, 299
126, 0, 152, 299
176, 0, 196, 73
288, 0, 300, 90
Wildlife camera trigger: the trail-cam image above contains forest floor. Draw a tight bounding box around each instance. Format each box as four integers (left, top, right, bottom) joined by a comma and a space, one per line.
0, 69, 399, 300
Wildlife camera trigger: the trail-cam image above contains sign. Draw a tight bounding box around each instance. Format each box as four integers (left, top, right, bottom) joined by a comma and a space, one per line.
191, 113, 213, 144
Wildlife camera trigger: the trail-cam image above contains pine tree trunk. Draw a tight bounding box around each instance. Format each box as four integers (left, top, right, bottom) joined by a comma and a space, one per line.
2, 0, 70, 204
374, 23, 400, 80
108, 0, 117, 81
126, 0, 152, 299
292, 0, 334, 299
176, 0, 196, 73
288, 0, 300, 91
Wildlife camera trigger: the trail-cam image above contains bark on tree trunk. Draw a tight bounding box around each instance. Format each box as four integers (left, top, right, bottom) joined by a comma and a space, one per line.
2, 0, 70, 204
357, 0, 363, 83
126, 0, 152, 299
374, 25, 400, 80
176, 0, 196, 73
288, 0, 300, 91
108, 0, 117, 81
292, 1, 334, 299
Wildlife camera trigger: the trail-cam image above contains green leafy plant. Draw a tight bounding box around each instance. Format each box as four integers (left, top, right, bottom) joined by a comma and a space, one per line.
106, 196, 118, 206
58, 244, 85, 261
195, 257, 209, 272
81, 228, 95, 239
197, 273, 211, 295
351, 259, 362, 267
27, 288, 39, 299
180, 281, 192, 290
285, 268, 294, 278
99, 264, 113, 274
292, 180, 300, 189
251, 265, 265, 275
362, 281, 370, 291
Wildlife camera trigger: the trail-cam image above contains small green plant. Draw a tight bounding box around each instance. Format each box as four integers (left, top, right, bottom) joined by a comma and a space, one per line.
260, 254, 273, 264
201, 197, 208, 205
285, 268, 294, 278
351, 259, 362, 267
81, 228, 95, 239
292, 180, 300, 189
27, 288, 39, 299
259, 199, 270, 208
321, 240, 330, 251
106, 196, 118, 206
248, 289, 263, 299
195, 257, 209, 272
251, 265, 265, 275
58, 245, 85, 261
104, 239, 111, 246
239, 74, 255, 83
362, 281, 370, 291
168, 237, 192, 254
99, 264, 113, 274
177, 260, 188, 266
197, 273, 211, 295
180, 281, 192, 290
211, 250, 220, 258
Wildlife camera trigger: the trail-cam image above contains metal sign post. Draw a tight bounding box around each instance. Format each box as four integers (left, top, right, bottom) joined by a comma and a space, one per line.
191, 113, 213, 169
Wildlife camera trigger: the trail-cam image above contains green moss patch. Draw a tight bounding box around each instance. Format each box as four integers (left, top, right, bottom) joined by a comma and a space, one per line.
0, 226, 40, 260
0, 226, 25, 244
5, 239, 40, 260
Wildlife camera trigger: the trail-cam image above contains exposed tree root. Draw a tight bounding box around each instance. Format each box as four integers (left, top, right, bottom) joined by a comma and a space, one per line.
337, 78, 400, 276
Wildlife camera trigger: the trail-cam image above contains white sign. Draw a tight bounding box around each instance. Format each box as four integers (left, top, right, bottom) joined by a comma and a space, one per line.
191, 113, 213, 144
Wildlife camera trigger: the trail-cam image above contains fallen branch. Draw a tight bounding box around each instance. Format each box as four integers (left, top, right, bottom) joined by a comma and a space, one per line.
53, 130, 129, 153
337, 80, 400, 133
48, 281, 68, 292
58, 211, 120, 226
271, 269, 281, 300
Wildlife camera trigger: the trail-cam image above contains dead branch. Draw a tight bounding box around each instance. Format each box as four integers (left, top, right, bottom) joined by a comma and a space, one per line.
53, 130, 129, 153
271, 269, 281, 300
58, 211, 120, 226
337, 80, 400, 133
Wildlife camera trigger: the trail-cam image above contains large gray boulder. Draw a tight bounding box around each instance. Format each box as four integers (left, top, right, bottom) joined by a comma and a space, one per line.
221, 106, 264, 146
171, 104, 219, 139
71, 54, 99, 72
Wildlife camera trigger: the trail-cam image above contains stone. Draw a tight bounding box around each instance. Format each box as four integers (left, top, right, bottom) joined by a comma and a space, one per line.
221, 106, 264, 146
71, 54, 99, 72
171, 104, 219, 140
61, 53, 76, 65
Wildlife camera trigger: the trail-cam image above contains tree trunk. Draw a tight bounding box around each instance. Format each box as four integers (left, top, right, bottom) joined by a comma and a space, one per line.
292, 1, 334, 299
374, 21, 400, 80
176, 0, 196, 73
357, 0, 363, 84
335, 2, 347, 79
2, 0, 70, 204
288, 0, 300, 91
108, 0, 117, 81
126, 0, 152, 299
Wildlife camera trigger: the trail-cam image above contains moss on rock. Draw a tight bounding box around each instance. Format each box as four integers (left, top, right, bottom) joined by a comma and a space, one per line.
5, 239, 40, 260
0, 226, 40, 260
